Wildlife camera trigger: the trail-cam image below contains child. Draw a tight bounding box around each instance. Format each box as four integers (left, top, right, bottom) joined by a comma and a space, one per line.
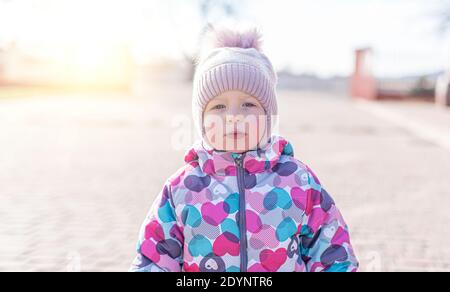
130, 25, 358, 272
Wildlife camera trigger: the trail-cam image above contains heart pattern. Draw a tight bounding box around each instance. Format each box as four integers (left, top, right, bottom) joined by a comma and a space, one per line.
201, 202, 228, 226
188, 234, 212, 257
212, 232, 240, 256
263, 187, 292, 210
276, 217, 298, 242
260, 248, 287, 272
137, 135, 357, 272
181, 205, 202, 227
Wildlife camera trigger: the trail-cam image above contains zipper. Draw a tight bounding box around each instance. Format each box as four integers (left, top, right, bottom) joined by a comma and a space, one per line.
234, 153, 248, 272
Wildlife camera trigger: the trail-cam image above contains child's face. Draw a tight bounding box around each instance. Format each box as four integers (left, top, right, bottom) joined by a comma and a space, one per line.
203, 90, 266, 153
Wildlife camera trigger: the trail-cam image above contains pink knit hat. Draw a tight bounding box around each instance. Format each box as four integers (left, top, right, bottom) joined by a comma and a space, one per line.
192, 24, 278, 143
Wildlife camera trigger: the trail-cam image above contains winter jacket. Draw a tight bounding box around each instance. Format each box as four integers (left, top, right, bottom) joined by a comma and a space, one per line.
130, 135, 358, 272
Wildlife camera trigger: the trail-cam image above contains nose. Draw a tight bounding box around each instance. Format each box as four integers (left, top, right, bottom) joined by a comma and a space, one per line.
226, 113, 242, 124
226, 104, 243, 122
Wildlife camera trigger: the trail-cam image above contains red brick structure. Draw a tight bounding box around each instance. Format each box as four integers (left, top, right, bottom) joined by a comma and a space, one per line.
350, 48, 439, 104
435, 71, 450, 107
350, 48, 377, 100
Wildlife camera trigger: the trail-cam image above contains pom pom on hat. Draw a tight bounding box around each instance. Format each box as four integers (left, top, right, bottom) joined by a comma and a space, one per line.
196, 23, 266, 64
204, 23, 263, 51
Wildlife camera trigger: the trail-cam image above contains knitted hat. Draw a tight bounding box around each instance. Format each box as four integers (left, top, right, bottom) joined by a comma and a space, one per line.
192, 24, 278, 144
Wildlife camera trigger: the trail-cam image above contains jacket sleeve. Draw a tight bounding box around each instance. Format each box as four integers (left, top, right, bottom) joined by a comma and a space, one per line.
129, 253, 168, 272
130, 180, 184, 272
299, 166, 359, 272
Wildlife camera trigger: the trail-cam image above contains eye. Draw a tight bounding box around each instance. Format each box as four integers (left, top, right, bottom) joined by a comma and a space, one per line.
243, 102, 256, 108
211, 104, 226, 110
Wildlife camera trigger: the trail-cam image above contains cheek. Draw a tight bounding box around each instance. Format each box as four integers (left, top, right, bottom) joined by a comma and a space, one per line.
245, 112, 266, 131
203, 114, 225, 136
204, 113, 219, 127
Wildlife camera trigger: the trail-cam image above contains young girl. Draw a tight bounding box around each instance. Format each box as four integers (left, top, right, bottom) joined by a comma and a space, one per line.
130, 25, 358, 272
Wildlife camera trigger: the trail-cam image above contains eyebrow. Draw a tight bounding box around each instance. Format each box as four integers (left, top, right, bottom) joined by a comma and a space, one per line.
207, 99, 225, 108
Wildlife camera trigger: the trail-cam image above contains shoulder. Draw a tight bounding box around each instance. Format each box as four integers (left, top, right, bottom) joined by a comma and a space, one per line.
276, 155, 322, 189
164, 160, 205, 202
167, 160, 204, 186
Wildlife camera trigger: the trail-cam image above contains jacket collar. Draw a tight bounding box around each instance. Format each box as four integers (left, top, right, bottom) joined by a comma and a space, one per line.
184, 135, 294, 176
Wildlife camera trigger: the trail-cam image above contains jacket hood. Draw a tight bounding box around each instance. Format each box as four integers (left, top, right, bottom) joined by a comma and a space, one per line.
183, 135, 294, 176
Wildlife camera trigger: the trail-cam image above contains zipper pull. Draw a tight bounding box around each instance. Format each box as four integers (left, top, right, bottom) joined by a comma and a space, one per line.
233, 153, 244, 168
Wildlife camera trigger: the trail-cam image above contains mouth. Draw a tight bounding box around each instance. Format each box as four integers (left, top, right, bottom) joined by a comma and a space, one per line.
225, 131, 247, 139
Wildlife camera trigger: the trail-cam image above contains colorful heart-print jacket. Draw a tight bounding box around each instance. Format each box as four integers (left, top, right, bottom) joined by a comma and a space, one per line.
130, 135, 358, 272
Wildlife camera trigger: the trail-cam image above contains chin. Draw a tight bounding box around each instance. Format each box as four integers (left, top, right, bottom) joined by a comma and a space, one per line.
207, 135, 259, 152
225, 139, 259, 153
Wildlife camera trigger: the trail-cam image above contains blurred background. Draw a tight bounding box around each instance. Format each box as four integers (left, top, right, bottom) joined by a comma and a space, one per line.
0, 0, 449, 272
